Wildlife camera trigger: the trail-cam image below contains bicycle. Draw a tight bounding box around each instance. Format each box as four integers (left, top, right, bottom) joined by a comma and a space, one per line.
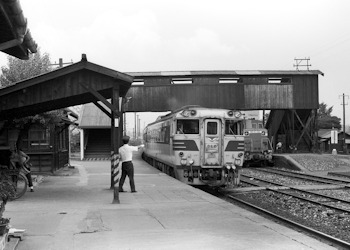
0, 164, 28, 200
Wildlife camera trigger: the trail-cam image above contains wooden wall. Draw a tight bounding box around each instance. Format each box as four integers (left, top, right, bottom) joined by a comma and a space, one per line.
124, 74, 319, 112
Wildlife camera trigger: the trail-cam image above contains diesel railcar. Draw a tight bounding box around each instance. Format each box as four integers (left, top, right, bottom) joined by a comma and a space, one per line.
142, 106, 245, 187
243, 120, 274, 167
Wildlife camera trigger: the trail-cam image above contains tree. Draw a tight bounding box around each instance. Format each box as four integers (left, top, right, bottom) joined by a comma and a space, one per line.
0, 49, 68, 146
317, 102, 341, 129
0, 48, 51, 88
318, 102, 333, 118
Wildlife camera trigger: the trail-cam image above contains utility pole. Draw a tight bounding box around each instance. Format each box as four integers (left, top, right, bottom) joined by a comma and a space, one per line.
122, 97, 132, 136
340, 93, 349, 154
293, 57, 311, 70
50, 58, 73, 68
134, 112, 137, 139
137, 115, 141, 139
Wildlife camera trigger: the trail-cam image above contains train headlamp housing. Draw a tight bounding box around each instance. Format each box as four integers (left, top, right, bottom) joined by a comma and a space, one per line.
179, 152, 184, 157
188, 159, 194, 165
225, 163, 236, 170
180, 159, 187, 166
227, 110, 241, 118
181, 110, 196, 117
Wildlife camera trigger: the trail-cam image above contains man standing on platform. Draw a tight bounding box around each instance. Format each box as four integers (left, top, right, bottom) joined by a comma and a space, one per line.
118, 136, 143, 193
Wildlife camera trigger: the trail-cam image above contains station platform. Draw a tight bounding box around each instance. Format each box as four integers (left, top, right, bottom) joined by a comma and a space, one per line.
4, 152, 336, 250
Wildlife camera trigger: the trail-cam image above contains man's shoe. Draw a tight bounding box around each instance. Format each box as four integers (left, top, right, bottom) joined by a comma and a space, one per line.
131, 190, 137, 193
119, 190, 125, 192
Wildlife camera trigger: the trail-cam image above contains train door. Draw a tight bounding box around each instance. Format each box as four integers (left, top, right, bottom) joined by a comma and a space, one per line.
203, 119, 222, 166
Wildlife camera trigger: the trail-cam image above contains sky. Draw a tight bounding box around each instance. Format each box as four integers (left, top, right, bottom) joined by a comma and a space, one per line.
1, 0, 350, 131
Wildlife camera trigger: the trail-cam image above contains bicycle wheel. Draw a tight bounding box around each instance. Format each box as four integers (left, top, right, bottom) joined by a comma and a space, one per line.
13, 173, 28, 199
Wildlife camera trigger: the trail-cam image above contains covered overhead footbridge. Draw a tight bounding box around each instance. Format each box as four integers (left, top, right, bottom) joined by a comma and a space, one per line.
123, 70, 324, 152
80, 69, 323, 154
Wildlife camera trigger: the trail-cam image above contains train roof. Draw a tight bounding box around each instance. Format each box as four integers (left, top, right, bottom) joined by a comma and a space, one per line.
146, 106, 243, 127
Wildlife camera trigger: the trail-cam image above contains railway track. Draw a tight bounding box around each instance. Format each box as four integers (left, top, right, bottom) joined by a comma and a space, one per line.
255, 168, 350, 186
241, 174, 350, 213
213, 167, 350, 248
225, 194, 350, 250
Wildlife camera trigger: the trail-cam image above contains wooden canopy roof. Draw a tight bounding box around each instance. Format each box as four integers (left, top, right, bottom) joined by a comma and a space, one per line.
0, 0, 38, 59
0, 55, 133, 120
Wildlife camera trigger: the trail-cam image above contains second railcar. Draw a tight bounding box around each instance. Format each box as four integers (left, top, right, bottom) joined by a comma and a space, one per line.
243, 128, 274, 167
142, 106, 245, 187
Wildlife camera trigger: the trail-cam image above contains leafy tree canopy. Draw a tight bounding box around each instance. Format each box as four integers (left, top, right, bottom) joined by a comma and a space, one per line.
318, 102, 333, 118
0, 49, 67, 126
0, 48, 51, 88
318, 102, 341, 129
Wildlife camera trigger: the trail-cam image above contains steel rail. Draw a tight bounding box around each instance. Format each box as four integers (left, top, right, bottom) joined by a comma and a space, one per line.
241, 174, 350, 213
256, 168, 350, 186
226, 194, 350, 249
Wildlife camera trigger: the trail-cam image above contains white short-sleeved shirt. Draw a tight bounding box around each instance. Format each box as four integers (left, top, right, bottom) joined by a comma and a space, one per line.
119, 144, 139, 162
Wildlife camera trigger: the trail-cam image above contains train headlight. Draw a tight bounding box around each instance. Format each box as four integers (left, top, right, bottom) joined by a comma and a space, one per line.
238, 153, 243, 157
180, 159, 187, 166
179, 152, 184, 157
234, 158, 242, 166
227, 164, 236, 170
234, 111, 241, 118
181, 110, 191, 117
189, 159, 194, 165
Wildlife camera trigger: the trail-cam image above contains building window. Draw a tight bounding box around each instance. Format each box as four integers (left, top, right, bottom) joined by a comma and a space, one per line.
28, 128, 50, 150
171, 78, 193, 84
132, 79, 145, 85
219, 78, 240, 84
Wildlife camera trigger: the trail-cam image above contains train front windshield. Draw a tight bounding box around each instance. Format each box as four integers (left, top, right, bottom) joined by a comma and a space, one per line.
176, 119, 199, 134
225, 120, 243, 135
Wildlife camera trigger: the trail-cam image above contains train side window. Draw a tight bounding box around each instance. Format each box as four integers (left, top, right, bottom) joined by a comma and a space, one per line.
207, 122, 217, 135
177, 119, 199, 134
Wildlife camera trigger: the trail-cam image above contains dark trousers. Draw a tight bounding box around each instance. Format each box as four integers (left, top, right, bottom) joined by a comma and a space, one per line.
26, 172, 33, 188
119, 161, 136, 192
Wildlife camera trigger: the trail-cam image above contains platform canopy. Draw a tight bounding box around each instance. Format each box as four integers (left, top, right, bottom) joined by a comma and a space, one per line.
0, 55, 134, 120
0, 0, 38, 59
